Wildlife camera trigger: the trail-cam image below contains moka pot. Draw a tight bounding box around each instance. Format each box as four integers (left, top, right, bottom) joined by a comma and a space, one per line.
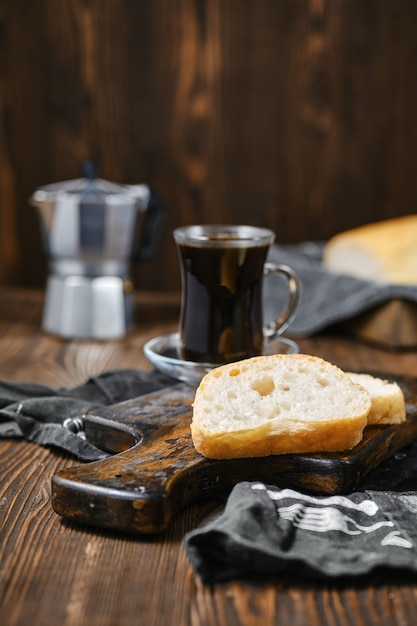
30, 167, 165, 339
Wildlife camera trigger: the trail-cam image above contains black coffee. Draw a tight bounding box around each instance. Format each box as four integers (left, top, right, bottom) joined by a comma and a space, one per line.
177, 241, 269, 363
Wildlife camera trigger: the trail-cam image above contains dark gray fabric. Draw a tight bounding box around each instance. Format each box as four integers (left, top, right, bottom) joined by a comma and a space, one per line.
0, 369, 173, 460
265, 243, 417, 336
185, 480, 417, 583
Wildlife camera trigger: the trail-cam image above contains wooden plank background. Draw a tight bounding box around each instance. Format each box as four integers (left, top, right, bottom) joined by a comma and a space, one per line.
0, 0, 416, 291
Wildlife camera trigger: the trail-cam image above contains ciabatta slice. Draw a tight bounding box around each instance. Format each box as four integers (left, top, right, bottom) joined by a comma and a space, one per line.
346, 372, 406, 425
191, 354, 371, 459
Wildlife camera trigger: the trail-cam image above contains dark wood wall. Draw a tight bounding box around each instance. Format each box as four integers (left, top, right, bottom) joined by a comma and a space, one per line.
1, 0, 417, 291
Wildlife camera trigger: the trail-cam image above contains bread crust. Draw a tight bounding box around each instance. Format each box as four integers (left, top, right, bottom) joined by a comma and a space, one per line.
191, 414, 367, 459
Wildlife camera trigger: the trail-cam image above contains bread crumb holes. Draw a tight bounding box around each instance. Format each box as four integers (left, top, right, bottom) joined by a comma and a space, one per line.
317, 376, 330, 387
251, 376, 275, 396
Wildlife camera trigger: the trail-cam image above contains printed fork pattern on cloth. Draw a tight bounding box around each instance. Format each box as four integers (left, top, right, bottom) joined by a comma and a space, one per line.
184, 481, 417, 583
251, 484, 413, 546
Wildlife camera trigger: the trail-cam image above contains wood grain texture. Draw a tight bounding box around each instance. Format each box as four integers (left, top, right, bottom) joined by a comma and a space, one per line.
1, 289, 417, 625
1, 1, 417, 292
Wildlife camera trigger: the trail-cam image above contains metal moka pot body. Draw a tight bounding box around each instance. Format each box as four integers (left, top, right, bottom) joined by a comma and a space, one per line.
30, 175, 165, 339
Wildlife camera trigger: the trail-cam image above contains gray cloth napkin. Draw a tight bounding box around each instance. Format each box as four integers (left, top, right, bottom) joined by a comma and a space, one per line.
0, 369, 173, 460
266, 243, 417, 336
184, 468, 417, 583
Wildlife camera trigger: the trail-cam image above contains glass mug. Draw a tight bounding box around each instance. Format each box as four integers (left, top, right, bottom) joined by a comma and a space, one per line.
173, 225, 301, 364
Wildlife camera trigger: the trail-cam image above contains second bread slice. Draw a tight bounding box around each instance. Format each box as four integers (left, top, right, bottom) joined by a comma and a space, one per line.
346, 372, 406, 425
191, 354, 371, 459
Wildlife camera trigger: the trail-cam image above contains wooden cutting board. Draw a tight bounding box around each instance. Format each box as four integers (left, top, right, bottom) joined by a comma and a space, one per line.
51, 373, 417, 534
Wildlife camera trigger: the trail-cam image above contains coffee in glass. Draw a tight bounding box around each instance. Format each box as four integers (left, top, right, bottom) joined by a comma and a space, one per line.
173, 225, 301, 364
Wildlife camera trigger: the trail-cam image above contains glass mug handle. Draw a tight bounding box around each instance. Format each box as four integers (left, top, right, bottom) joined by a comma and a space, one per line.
262, 263, 302, 339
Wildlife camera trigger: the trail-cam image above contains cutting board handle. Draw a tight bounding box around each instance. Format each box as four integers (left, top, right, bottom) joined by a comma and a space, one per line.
52, 384, 207, 534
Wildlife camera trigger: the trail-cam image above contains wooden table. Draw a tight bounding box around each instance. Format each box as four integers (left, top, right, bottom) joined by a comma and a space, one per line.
2, 288, 417, 626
